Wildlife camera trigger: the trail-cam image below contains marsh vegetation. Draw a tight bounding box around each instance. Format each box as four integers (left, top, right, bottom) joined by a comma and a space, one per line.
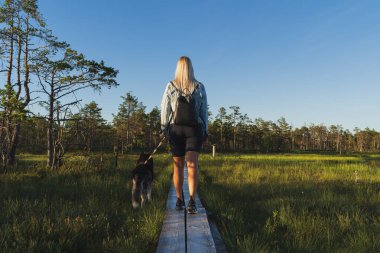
2, 153, 380, 253
0, 154, 172, 253
199, 154, 380, 253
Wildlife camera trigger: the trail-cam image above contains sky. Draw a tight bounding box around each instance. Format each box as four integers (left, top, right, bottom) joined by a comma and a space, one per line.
35, 0, 380, 131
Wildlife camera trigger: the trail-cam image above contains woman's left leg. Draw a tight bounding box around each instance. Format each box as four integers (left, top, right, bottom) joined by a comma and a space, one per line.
173, 156, 185, 200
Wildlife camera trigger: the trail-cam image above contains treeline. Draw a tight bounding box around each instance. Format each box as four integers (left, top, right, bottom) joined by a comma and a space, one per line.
15, 94, 380, 158
208, 107, 380, 153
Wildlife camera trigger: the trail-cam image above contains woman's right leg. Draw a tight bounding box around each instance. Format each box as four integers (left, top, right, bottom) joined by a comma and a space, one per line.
186, 151, 199, 199
173, 156, 185, 200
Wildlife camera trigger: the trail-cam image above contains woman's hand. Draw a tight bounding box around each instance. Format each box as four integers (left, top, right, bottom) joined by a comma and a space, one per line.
160, 129, 169, 140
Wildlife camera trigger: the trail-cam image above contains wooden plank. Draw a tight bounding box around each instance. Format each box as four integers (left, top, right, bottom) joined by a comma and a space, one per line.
156, 185, 186, 253
187, 201, 217, 252
157, 165, 223, 253
183, 166, 190, 203
166, 183, 180, 209
185, 166, 217, 253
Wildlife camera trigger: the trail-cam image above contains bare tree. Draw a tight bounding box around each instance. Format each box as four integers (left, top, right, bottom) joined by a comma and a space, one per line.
32, 39, 118, 168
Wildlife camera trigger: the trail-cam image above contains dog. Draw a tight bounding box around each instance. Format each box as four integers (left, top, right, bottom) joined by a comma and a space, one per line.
131, 152, 154, 209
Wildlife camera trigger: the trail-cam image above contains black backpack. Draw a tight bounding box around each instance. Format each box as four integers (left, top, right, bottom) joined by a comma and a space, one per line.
170, 81, 199, 126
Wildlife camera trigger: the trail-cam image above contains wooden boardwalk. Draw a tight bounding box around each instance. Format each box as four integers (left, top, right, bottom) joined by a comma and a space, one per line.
156, 166, 227, 253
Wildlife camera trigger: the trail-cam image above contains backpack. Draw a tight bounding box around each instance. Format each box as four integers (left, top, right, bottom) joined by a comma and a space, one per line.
170, 81, 199, 126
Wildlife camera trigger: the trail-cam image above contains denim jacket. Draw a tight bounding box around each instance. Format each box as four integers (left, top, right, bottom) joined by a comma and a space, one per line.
161, 81, 208, 134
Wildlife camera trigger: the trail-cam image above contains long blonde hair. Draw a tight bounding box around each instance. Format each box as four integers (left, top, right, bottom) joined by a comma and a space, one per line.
173, 56, 198, 94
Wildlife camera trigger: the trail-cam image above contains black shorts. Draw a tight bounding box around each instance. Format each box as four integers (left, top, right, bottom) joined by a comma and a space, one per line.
168, 124, 203, 157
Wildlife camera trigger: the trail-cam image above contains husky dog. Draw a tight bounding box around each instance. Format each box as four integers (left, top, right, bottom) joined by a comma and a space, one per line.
131, 153, 153, 209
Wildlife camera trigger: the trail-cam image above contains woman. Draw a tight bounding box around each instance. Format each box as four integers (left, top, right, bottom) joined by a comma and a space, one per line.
161, 56, 208, 214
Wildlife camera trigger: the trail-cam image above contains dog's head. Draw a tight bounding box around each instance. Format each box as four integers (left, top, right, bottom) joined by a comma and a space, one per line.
136, 152, 152, 166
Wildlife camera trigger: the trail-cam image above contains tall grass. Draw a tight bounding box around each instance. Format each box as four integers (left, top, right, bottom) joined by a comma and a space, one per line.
199, 154, 380, 253
0, 153, 172, 253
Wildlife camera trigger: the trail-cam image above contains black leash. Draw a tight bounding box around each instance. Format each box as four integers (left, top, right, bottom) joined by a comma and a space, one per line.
143, 84, 177, 165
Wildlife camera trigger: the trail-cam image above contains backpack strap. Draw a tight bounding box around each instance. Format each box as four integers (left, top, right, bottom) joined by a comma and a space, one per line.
169, 81, 178, 91
169, 81, 199, 96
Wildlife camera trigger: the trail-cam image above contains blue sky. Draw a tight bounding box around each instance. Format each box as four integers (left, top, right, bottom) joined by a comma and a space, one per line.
37, 0, 380, 131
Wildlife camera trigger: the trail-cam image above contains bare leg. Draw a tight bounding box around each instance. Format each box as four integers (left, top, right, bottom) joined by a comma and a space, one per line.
141, 188, 147, 207
173, 156, 185, 200
186, 151, 199, 199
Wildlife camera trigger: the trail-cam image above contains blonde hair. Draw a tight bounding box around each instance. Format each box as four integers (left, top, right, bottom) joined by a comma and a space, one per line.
174, 56, 198, 94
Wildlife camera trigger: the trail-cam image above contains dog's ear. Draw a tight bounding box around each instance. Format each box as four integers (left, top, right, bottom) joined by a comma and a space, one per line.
136, 152, 144, 165
138, 152, 146, 163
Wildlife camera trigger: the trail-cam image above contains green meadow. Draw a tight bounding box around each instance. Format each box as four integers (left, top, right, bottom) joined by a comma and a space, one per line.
199, 154, 380, 253
0, 154, 172, 253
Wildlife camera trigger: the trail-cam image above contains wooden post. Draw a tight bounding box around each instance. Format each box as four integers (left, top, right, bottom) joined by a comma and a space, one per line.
212, 144, 216, 158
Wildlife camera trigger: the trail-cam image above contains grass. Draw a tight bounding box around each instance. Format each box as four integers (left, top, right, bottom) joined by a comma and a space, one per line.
0, 153, 172, 253
198, 153, 380, 253
3, 152, 380, 252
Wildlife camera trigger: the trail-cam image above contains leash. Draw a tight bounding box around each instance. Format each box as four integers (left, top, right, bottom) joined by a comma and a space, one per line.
143, 90, 175, 165
143, 135, 167, 165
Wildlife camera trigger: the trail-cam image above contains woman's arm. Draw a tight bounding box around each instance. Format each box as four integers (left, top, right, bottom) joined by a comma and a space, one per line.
200, 84, 208, 134
161, 83, 171, 133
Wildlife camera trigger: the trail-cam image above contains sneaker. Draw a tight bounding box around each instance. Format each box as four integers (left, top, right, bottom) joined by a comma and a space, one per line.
175, 198, 185, 211
187, 196, 197, 214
